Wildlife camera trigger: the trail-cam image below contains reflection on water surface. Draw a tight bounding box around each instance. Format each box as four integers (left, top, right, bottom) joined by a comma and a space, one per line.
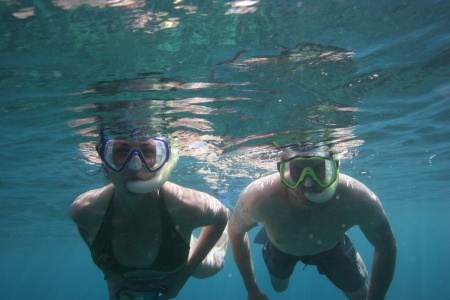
0, 0, 448, 241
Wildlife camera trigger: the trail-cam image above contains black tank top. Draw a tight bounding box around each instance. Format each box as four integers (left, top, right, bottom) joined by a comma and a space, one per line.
90, 190, 190, 275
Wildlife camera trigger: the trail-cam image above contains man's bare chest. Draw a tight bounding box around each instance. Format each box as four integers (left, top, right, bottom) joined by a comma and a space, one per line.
263, 208, 355, 255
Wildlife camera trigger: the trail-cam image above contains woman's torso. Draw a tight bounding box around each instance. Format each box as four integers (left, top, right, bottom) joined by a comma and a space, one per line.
87, 184, 191, 278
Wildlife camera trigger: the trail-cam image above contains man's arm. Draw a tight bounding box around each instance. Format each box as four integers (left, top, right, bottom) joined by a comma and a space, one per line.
229, 197, 268, 300
359, 195, 397, 300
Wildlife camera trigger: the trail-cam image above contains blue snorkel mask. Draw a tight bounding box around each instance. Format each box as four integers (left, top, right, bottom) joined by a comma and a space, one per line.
99, 138, 170, 173
97, 130, 179, 194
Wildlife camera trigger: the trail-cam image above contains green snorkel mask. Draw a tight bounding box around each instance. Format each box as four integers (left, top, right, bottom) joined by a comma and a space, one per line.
277, 151, 340, 203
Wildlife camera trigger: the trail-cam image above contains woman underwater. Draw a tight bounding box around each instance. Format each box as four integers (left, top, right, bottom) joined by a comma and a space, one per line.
70, 132, 230, 300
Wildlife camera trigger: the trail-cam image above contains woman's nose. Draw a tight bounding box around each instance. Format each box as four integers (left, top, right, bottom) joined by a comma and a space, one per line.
127, 155, 143, 171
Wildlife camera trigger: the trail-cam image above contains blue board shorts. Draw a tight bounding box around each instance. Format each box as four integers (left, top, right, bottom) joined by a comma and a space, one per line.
262, 234, 366, 292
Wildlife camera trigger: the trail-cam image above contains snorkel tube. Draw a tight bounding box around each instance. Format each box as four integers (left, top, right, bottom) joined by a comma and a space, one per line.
125, 140, 179, 194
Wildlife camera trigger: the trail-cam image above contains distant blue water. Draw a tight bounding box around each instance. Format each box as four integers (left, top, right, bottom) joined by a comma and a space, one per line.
1, 0, 449, 299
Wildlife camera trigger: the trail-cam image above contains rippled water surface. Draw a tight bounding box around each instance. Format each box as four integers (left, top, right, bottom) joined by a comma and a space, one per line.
1, 0, 449, 299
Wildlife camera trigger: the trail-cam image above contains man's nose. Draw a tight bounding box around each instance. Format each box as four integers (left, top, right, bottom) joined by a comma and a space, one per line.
303, 174, 313, 187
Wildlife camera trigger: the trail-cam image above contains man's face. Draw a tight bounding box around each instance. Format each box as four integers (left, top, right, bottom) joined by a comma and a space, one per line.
278, 154, 338, 190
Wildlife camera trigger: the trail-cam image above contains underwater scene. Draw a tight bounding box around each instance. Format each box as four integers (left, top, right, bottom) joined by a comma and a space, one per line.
0, 0, 449, 299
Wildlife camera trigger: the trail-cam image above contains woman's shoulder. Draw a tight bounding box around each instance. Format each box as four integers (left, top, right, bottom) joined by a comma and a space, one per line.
70, 184, 114, 226
161, 181, 224, 214
161, 181, 228, 230
73, 184, 114, 205
162, 181, 216, 203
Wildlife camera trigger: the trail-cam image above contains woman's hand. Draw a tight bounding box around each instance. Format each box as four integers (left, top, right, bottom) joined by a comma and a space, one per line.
248, 290, 269, 300
146, 269, 191, 300
105, 274, 140, 300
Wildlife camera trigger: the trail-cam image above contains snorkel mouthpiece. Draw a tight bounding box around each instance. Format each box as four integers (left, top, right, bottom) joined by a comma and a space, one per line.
125, 142, 179, 194
303, 173, 339, 203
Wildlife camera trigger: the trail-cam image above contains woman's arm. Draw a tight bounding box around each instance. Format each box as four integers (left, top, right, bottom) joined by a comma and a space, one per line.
154, 184, 230, 299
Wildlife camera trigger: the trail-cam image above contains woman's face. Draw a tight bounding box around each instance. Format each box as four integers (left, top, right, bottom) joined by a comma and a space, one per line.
105, 140, 158, 189
111, 139, 157, 169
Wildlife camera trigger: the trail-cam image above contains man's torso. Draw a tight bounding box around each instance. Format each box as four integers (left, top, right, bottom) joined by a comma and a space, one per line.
255, 174, 363, 256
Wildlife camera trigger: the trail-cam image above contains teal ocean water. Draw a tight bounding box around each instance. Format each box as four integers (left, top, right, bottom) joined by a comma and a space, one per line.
0, 0, 449, 299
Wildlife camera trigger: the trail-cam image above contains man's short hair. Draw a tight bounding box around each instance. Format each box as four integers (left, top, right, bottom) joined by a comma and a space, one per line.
279, 142, 336, 160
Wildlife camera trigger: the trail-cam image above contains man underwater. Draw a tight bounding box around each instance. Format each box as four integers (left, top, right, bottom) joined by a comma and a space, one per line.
229, 143, 397, 300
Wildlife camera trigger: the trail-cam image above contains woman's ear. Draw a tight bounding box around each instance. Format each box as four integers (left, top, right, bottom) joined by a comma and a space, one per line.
102, 165, 110, 179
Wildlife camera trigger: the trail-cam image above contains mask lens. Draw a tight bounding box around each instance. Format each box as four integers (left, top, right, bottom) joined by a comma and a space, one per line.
152, 139, 169, 170
323, 159, 335, 184
281, 161, 297, 187
308, 159, 326, 181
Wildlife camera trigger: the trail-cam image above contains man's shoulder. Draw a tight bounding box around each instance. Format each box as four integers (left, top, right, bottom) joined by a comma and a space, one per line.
336, 174, 380, 209
245, 173, 280, 191
338, 173, 361, 185
239, 173, 284, 207
338, 174, 374, 195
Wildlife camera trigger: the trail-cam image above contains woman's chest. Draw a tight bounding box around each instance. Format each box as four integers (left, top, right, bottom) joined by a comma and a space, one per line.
111, 218, 164, 268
